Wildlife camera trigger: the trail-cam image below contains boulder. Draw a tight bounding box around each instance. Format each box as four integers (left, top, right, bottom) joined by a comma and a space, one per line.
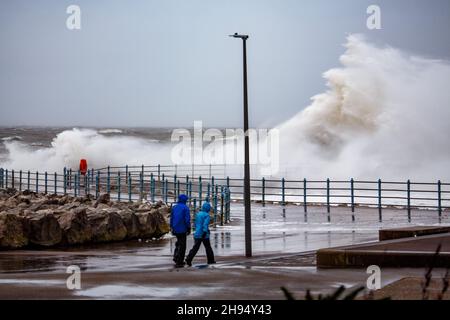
88, 210, 127, 243
135, 211, 157, 238
118, 210, 140, 239
0, 213, 28, 249
27, 200, 46, 212
3, 198, 18, 209
0, 189, 171, 248
135, 209, 169, 239
57, 208, 93, 245
57, 195, 70, 205
152, 210, 170, 237
17, 195, 31, 205
94, 193, 110, 207
24, 212, 62, 246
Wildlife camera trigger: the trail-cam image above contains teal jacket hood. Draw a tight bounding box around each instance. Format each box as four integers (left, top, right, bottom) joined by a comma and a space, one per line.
194, 202, 211, 239
201, 202, 211, 212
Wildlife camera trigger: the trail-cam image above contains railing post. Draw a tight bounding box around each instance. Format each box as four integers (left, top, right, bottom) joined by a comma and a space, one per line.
11, 170, 15, 189
69, 169, 72, 190
157, 164, 161, 181
206, 182, 211, 202
281, 178, 285, 206
199, 176, 203, 207
438, 180, 442, 221
220, 186, 224, 226
162, 178, 166, 203
303, 178, 307, 217
165, 179, 169, 203
326, 178, 331, 222
177, 180, 180, 199
35, 171, 39, 193
186, 175, 189, 194
117, 171, 121, 202
19, 170, 23, 191
85, 172, 89, 196
0, 168, 3, 189
351, 178, 355, 222
139, 172, 144, 200
226, 188, 231, 222
188, 181, 192, 206
262, 177, 266, 206
77, 171, 81, 197
150, 173, 155, 203
96, 171, 100, 199
128, 173, 132, 202
27, 170, 30, 191
4, 169, 8, 188
107, 166, 111, 194
213, 185, 218, 226
407, 180, 411, 222
91, 168, 94, 193
74, 172, 77, 197
54, 172, 57, 195
63, 167, 67, 195
378, 179, 382, 222
173, 174, 177, 201
125, 165, 129, 184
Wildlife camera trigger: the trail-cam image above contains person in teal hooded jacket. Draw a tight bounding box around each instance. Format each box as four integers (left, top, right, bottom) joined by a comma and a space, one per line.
185, 202, 216, 266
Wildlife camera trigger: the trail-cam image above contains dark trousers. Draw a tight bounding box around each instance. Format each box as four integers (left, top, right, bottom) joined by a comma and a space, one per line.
173, 233, 187, 265
186, 238, 215, 264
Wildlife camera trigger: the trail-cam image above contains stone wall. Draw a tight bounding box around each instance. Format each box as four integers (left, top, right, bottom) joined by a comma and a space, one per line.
0, 188, 170, 249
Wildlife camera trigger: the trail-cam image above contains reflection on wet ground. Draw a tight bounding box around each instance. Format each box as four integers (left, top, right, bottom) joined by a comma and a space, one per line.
0, 204, 448, 274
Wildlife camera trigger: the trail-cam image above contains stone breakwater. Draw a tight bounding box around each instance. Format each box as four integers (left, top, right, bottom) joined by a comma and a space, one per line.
0, 188, 170, 249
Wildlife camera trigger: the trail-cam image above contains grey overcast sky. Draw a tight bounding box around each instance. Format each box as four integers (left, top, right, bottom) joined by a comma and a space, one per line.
1, 0, 449, 128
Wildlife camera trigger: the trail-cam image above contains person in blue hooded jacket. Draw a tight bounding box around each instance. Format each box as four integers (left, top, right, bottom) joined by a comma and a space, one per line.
185, 202, 216, 266
170, 194, 191, 268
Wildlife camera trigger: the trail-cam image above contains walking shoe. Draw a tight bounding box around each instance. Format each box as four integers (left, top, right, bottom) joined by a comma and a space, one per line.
207, 261, 216, 265
185, 259, 192, 267
174, 263, 185, 268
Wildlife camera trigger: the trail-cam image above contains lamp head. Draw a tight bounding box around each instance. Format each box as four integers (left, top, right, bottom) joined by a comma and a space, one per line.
229, 33, 249, 40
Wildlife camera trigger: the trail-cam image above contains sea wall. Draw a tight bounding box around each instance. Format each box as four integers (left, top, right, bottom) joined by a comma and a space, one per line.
0, 189, 170, 249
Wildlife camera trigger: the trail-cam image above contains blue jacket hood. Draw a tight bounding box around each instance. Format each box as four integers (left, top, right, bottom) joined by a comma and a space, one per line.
201, 202, 211, 213
178, 194, 188, 204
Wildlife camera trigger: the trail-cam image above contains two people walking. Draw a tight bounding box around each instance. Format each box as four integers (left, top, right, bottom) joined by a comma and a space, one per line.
170, 194, 216, 268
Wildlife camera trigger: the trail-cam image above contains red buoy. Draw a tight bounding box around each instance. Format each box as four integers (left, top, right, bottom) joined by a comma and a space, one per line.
79, 159, 88, 176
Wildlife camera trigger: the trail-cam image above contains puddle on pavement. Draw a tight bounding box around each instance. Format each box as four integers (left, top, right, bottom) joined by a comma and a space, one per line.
74, 284, 216, 299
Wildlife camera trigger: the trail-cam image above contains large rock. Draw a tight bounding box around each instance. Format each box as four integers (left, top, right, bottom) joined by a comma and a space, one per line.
94, 193, 110, 208
118, 210, 140, 239
88, 210, 127, 243
24, 211, 62, 246
135, 209, 169, 239
57, 208, 93, 245
0, 213, 28, 249
0, 189, 171, 248
152, 209, 170, 237
135, 211, 157, 238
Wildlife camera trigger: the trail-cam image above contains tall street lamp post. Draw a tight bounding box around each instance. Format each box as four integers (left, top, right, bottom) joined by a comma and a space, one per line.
229, 33, 252, 258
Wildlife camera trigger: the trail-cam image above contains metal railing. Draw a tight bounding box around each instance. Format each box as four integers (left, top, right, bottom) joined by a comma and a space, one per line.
92, 164, 227, 180
90, 166, 449, 223
1, 165, 449, 223
0, 167, 232, 227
